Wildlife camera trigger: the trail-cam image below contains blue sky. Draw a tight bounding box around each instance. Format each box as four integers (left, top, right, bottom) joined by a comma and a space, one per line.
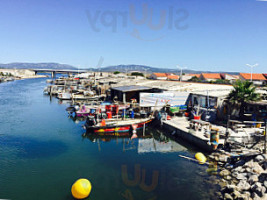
0, 0, 266, 72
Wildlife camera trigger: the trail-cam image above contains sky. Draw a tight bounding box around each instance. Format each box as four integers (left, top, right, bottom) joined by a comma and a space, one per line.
0, 0, 267, 73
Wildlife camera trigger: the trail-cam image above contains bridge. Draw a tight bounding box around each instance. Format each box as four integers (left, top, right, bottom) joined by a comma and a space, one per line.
32, 69, 89, 78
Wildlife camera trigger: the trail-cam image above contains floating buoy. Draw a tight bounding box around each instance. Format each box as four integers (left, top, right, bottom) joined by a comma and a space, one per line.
71, 178, 92, 199
195, 152, 207, 164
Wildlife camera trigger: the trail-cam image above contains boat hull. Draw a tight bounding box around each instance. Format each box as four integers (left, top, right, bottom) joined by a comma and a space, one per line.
76, 112, 90, 117
85, 119, 153, 134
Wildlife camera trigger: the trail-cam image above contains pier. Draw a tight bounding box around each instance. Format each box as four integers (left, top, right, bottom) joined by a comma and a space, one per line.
161, 116, 225, 152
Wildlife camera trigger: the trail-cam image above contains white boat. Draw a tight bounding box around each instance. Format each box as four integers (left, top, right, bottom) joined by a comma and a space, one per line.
57, 92, 72, 100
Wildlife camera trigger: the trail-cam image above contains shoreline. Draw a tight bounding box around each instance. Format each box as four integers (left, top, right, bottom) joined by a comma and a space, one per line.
0, 75, 48, 83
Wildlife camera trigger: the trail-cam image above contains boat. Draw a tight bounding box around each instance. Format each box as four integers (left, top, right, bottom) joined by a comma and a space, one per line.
84, 116, 153, 134
57, 92, 72, 100
76, 105, 92, 117
71, 93, 105, 101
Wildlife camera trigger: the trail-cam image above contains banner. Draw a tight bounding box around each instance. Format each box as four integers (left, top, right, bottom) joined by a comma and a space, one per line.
140, 92, 189, 107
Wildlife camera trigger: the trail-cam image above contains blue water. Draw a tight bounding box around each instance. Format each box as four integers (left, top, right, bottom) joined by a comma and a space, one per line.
0, 78, 219, 200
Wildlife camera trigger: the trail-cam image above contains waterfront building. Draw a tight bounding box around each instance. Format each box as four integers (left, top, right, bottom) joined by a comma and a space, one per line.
239, 73, 267, 86
200, 73, 222, 82
167, 74, 179, 81
181, 74, 201, 81
150, 73, 168, 80
220, 73, 239, 84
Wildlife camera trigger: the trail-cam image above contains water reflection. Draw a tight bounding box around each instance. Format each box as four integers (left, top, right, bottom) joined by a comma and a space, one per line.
83, 128, 187, 154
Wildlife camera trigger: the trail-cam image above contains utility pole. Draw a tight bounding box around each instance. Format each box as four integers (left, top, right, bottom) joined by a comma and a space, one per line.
264, 119, 266, 154
246, 63, 258, 82
143, 67, 147, 79
177, 65, 187, 83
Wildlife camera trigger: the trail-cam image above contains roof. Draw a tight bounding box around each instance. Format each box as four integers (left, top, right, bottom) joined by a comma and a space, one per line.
201, 73, 221, 79
191, 90, 231, 98
187, 74, 201, 78
239, 73, 267, 81
167, 75, 179, 80
263, 74, 267, 79
153, 73, 167, 77
111, 85, 152, 92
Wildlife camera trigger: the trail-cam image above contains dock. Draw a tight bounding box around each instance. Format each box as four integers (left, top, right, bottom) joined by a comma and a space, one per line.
161, 116, 225, 152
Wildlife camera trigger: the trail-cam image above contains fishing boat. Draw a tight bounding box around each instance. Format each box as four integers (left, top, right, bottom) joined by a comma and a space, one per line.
75, 105, 93, 117
84, 116, 153, 134
71, 93, 105, 101
57, 92, 72, 100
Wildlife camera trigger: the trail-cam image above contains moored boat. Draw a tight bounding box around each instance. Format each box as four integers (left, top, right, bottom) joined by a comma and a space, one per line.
84, 116, 153, 134
58, 92, 72, 100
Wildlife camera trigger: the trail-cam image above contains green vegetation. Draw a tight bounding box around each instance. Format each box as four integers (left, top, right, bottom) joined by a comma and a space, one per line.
188, 76, 201, 82
113, 71, 120, 74
131, 72, 144, 77
0, 72, 13, 77
214, 79, 230, 84
227, 80, 261, 118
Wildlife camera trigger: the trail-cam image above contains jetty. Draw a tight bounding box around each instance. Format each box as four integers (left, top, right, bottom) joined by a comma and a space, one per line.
161, 116, 225, 152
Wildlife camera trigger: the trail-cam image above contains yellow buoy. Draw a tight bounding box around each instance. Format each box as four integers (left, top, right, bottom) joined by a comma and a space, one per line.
195, 152, 207, 164
71, 178, 92, 199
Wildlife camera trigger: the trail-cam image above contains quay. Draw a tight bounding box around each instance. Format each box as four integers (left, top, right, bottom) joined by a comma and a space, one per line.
160, 116, 225, 152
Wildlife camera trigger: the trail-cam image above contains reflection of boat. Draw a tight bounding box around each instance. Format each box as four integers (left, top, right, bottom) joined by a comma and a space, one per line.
83, 128, 188, 154
69, 115, 87, 123
84, 117, 153, 134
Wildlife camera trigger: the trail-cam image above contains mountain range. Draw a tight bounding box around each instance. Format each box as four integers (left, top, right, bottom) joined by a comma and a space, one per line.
0, 62, 239, 74
0, 63, 77, 70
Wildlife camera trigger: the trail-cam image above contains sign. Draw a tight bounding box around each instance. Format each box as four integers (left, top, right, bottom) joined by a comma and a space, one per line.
140, 92, 189, 107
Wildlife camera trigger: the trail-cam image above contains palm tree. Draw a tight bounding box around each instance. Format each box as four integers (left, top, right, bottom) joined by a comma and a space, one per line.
227, 80, 261, 119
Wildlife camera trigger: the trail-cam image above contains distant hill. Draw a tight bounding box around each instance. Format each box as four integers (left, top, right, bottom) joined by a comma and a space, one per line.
91, 64, 239, 75
0, 62, 239, 74
0, 62, 77, 70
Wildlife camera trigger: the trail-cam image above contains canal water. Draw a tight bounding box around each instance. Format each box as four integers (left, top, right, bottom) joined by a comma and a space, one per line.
0, 78, 219, 200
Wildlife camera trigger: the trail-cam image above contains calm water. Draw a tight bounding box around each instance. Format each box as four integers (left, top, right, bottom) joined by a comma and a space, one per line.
0, 78, 219, 200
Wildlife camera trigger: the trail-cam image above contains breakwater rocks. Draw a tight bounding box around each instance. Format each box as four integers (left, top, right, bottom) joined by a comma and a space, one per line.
210, 152, 267, 200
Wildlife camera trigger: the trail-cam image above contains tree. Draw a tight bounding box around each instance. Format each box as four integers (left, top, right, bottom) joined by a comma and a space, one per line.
113, 71, 120, 74
188, 76, 201, 82
131, 72, 144, 77
215, 79, 230, 84
227, 80, 261, 119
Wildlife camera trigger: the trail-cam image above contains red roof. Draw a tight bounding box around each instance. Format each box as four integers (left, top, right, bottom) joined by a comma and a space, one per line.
153, 73, 167, 77
167, 75, 179, 80
188, 74, 201, 78
239, 73, 266, 80
201, 73, 221, 79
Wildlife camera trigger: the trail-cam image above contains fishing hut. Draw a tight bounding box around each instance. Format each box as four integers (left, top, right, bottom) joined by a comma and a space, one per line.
110, 85, 156, 103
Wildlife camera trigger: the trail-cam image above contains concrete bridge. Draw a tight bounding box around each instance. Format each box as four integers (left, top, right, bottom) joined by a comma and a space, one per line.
32, 69, 88, 78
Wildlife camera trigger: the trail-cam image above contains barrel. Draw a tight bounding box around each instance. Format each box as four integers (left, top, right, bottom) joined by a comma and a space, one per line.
130, 110, 134, 119
105, 105, 111, 111
107, 111, 112, 119
194, 115, 201, 120
90, 109, 96, 114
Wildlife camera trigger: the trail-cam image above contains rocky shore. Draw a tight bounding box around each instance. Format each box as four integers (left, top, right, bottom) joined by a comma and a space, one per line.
208, 150, 267, 200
